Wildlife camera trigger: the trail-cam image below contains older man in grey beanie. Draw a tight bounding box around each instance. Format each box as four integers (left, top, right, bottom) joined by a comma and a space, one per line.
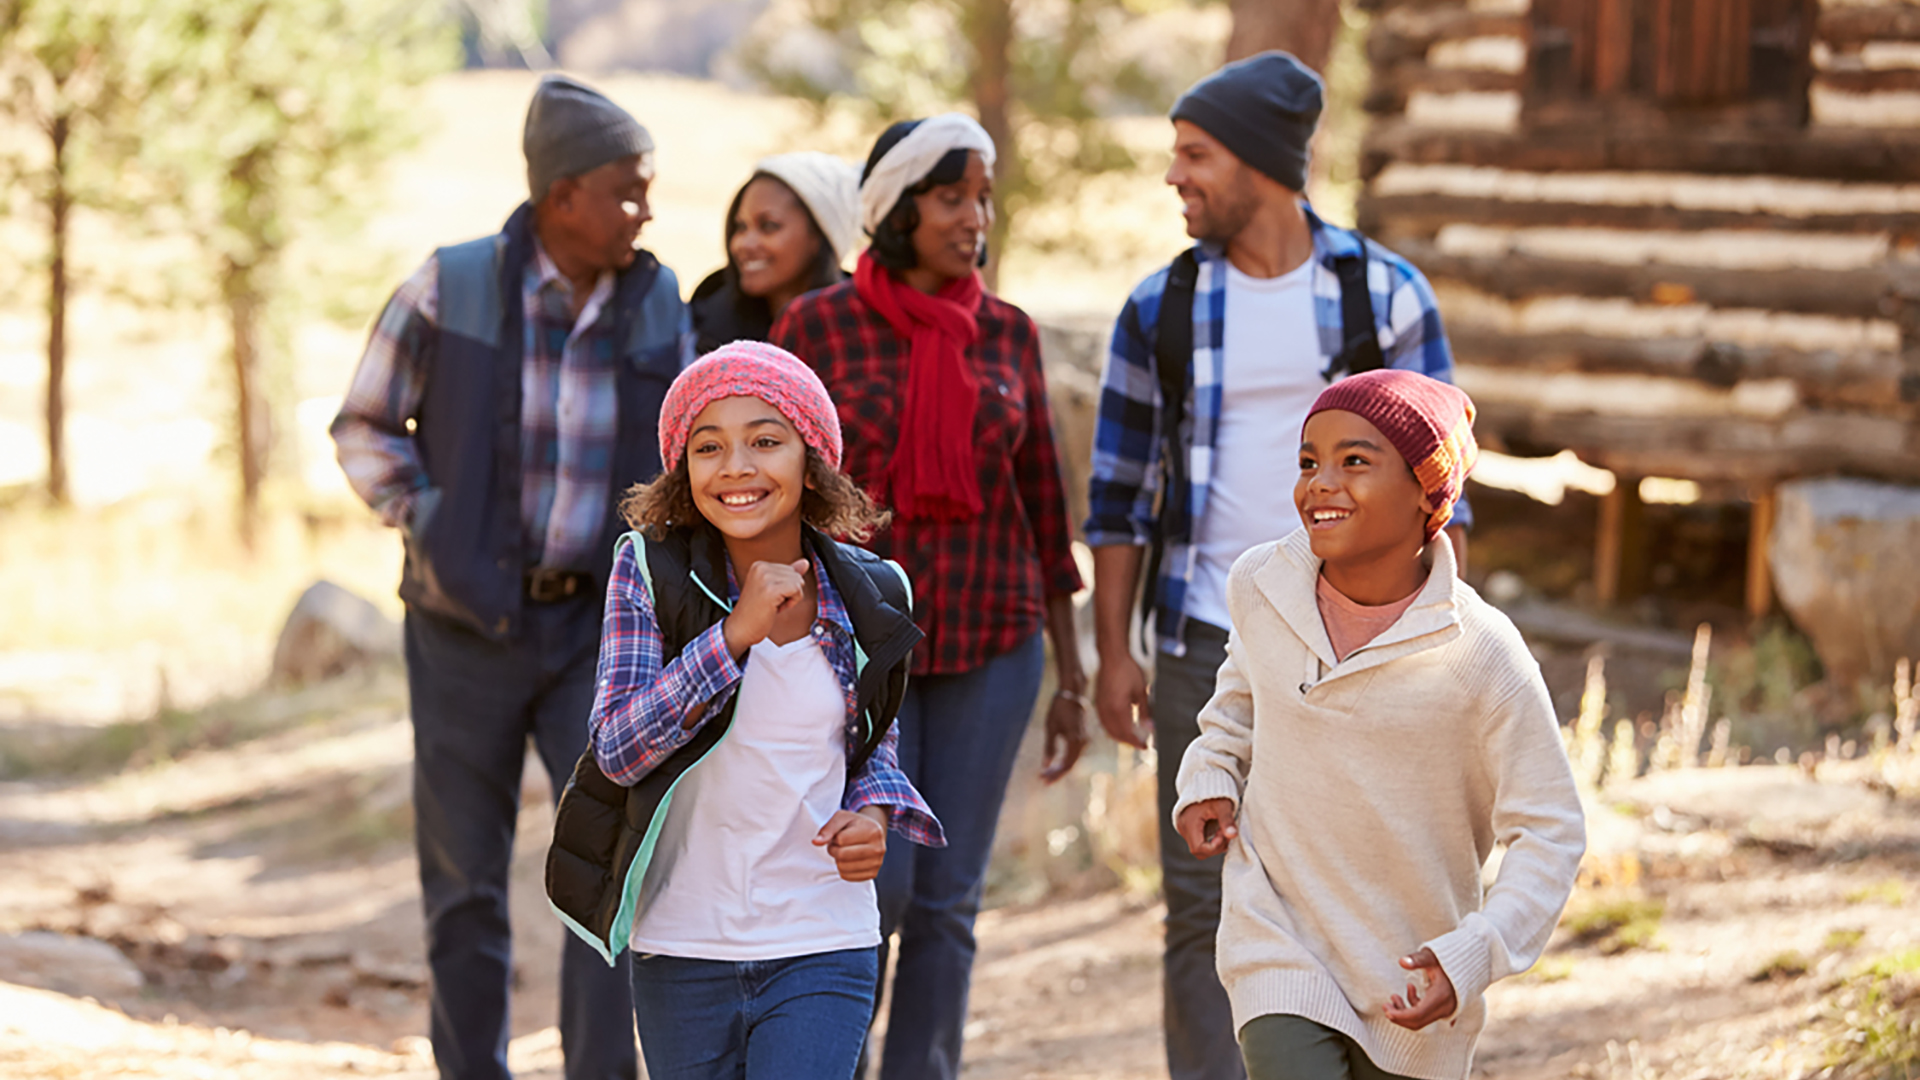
1083, 52, 1470, 1080
332, 73, 691, 1080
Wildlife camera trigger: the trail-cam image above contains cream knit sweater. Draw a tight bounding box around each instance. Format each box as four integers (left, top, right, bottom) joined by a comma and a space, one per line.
1174, 531, 1586, 1080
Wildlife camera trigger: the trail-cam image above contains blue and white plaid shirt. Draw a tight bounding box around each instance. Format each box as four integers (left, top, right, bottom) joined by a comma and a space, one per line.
1084, 205, 1471, 656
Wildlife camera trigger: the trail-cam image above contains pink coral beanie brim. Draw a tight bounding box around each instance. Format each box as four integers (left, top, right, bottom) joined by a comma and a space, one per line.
658, 341, 844, 472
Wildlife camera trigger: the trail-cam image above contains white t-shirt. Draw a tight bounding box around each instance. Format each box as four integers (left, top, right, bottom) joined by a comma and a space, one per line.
1185, 258, 1325, 632
628, 633, 879, 960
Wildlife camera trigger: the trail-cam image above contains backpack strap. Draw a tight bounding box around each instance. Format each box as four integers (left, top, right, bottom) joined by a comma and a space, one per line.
813, 533, 920, 775
1140, 248, 1200, 642
1327, 237, 1384, 381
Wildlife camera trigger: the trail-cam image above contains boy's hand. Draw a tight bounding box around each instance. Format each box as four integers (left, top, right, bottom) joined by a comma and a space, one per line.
723, 559, 809, 659
814, 807, 888, 882
1174, 798, 1237, 859
1384, 947, 1456, 1030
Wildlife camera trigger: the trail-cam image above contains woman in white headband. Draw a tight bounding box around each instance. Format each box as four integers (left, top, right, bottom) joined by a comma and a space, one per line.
772, 114, 1090, 1080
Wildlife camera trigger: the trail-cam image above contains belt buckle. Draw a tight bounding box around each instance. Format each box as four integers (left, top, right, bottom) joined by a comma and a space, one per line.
527, 569, 575, 603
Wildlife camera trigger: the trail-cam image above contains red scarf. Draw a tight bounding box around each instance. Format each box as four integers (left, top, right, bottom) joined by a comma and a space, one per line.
854, 251, 985, 521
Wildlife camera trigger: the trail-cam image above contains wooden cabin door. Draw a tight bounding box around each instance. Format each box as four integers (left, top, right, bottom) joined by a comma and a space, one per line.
1526, 0, 1814, 125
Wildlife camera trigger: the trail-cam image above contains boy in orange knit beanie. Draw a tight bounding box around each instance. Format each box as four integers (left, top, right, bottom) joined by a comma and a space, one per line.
1173, 370, 1585, 1080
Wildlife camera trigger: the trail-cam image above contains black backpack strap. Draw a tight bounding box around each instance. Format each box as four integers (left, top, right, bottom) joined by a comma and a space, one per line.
816, 534, 921, 776
1153, 249, 1198, 449
1327, 235, 1384, 381
1140, 248, 1200, 642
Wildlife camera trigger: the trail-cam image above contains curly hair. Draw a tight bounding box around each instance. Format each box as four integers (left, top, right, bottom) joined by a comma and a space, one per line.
619, 446, 892, 543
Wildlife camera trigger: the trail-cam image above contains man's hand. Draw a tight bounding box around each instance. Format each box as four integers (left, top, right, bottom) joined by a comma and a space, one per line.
814, 807, 888, 882
1384, 947, 1457, 1030
722, 559, 809, 658
1173, 798, 1237, 859
1094, 653, 1152, 749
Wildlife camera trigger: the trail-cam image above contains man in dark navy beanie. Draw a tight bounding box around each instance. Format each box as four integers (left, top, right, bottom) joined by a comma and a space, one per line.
1084, 50, 1471, 1080
1170, 51, 1324, 193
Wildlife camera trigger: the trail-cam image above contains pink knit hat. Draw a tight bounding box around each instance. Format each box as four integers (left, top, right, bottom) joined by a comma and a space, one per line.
1306, 369, 1478, 541
659, 341, 844, 471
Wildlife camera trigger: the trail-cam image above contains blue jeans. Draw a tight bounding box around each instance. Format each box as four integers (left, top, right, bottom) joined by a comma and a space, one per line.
405, 599, 637, 1080
1155, 621, 1246, 1080
867, 632, 1046, 1080
629, 948, 879, 1080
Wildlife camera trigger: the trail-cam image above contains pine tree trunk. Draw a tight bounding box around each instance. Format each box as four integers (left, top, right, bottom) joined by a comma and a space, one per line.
224, 263, 270, 552
1227, 0, 1341, 75
45, 113, 71, 506
964, 0, 1018, 292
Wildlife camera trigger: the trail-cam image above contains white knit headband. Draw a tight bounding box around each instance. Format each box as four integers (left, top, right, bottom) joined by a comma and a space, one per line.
858, 113, 998, 238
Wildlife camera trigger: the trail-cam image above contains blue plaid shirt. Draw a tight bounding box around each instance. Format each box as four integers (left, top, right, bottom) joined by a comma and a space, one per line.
1084, 206, 1471, 656
589, 535, 945, 848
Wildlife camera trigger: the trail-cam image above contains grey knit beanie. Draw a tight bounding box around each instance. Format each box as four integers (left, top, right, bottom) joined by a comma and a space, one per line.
523, 74, 655, 203
1170, 52, 1324, 192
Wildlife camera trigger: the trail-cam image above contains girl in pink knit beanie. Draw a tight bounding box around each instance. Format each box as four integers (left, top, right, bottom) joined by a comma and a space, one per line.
572, 340, 944, 1080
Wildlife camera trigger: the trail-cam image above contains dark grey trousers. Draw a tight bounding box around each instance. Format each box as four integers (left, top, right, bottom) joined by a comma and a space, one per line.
1154, 619, 1247, 1080
405, 598, 637, 1080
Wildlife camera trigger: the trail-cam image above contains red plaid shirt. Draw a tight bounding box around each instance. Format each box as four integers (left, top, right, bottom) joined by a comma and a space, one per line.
773, 280, 1083, 675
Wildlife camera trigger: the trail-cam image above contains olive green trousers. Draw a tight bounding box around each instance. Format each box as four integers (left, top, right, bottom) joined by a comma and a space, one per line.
1238, 1015, 1415, 1080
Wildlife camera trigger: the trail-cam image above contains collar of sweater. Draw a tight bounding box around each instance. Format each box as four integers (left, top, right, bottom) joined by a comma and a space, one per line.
1257, 529, 1465, 682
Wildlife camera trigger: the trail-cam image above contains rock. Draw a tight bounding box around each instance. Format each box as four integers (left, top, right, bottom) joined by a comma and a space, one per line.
1036, 317, 1108, 542
1769, 478, 1920, 691
269, 581, 400, 687
0, 931, 144, 1000
1615, 766, 1884, 832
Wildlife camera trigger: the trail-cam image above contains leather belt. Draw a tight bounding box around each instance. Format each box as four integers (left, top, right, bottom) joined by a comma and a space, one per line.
525, 568, 591, 603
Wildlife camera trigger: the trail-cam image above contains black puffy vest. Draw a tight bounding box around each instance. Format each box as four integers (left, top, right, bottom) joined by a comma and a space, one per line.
544, 523, 922, 964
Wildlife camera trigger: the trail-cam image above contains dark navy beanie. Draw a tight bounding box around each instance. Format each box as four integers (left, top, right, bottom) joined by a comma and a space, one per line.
1170, 51, 1324, 192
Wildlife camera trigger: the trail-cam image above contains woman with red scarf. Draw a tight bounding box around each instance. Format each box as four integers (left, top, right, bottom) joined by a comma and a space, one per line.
772, 114, 1087, 1080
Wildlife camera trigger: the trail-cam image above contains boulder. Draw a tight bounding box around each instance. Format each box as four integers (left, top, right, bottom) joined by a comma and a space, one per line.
270, 581, 401, 687
1036, 317, 1108, 541
0, 931, 144, 1000
1615, 766, 1884, 833
1770, 478, 1920, 692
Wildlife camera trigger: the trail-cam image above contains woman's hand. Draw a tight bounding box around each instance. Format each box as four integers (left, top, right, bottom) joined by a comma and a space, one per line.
1040, 594, 1089, 783
722, 558, 809, 659
815, 806, 889, 882
1041, 687, 1092, 784
1384, 947, 1457, 1030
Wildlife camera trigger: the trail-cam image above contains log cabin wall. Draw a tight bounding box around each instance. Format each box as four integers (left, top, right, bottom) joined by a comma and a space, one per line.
1355, 0, 1920, 502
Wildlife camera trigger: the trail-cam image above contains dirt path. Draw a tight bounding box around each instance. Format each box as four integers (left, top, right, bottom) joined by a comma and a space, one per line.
3, 677, 1916, 1078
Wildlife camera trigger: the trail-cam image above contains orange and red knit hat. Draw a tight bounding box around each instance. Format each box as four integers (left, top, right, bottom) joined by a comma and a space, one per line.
659, 341, 844, 471
1305, 369, 1478, 541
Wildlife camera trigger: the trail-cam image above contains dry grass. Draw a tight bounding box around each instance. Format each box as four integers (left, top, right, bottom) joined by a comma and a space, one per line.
0, 498, 401, 724
1847, 880, 1911, 907
1561, 891, 1667, 955
0, 664, 404, 781
1825, 948, 1920, 1079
